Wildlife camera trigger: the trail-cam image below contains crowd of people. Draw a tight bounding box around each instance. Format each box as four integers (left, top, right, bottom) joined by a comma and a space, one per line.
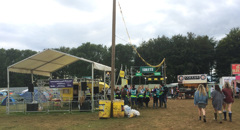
106, 84, 169, 109
104, 81, 236, 123
194, 82, 234, 123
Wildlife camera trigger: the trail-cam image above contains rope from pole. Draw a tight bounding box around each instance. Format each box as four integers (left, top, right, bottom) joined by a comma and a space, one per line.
118, 1, 165, 68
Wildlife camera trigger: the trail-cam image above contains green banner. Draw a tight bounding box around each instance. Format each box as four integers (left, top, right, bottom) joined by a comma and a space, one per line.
154, 72, 161, 76
135, 73, 142, 76
140, 66, 156, 73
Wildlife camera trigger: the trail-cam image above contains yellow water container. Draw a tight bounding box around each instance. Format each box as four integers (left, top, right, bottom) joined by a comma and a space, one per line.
113, 100, 124, 118
99, 100, 111, 118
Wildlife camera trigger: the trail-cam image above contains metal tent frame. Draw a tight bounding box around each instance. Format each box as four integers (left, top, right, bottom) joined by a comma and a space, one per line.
7, 49, 111, 114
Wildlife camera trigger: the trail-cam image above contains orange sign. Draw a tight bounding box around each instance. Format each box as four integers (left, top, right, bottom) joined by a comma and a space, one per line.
232, 64, 240, 75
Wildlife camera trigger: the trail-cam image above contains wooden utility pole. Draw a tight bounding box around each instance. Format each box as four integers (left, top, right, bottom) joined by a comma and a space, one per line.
164, 61, 167, 85
111, 0, 116, 102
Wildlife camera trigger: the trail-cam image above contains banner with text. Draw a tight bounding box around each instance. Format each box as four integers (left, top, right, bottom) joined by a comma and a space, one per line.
49, 79, 73, 88
177, 74, 207, 84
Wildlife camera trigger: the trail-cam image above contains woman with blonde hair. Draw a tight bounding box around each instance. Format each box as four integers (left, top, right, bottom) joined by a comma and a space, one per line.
194, 84, 208, 122
222, 82, 234, 122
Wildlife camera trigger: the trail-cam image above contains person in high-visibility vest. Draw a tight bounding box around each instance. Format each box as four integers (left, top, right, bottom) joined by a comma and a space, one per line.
85, 87, 91, 100
159, 84, 164, 108
137, 86, 144, 108
130, 85, 137, 108
115, 86, 121, 99
144, 87, 151, 107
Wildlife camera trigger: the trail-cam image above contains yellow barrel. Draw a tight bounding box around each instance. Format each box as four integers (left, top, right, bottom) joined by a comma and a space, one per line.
113, 100, 124, 118
99, 100, 111, 118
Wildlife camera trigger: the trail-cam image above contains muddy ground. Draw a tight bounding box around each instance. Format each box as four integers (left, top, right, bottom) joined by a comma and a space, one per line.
0, 99, 239, 130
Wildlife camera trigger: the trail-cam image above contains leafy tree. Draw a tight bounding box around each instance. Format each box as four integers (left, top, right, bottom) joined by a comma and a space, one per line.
0, 48, 36, 87
215, 27, 240, 77
134, 33, 216, 83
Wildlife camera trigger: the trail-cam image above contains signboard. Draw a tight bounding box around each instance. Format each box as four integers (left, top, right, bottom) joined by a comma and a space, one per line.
236, 76, 240, 80
232, 64, 240, 75
219, 76, 235, 86
120, 70, 125, 78
148, 78, 152, 81
177, 74, 207, 84
154, 72, 161, 76
49, 79, 73, 88
135, 73, 142, 76
140, 66, 156, 73
121, 78, 128, 87
154, 78, 158, 81
160, 78, 164, 80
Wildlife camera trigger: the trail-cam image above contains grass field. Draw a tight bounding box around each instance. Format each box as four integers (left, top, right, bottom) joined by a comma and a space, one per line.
0, 99, 239, 130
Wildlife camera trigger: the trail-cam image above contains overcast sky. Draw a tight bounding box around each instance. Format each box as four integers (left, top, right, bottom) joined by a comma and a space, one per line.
0, 0, 239, 51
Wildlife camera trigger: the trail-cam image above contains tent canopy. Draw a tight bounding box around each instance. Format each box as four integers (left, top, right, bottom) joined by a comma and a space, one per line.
8, 49, 111, 77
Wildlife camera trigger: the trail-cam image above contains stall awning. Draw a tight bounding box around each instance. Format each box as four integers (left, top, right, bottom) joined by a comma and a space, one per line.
8, 49, 111, 77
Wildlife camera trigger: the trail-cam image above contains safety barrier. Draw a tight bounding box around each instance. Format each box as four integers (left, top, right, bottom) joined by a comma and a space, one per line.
5, 96, 103, 114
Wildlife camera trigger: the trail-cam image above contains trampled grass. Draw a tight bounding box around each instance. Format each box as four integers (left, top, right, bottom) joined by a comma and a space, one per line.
0, 99, 239, 130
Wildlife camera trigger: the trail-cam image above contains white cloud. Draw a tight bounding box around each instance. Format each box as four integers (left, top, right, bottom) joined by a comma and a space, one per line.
0, 0, 240, 51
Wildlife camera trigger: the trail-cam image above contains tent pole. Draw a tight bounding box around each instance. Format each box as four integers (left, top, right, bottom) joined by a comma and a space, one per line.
7, 68, 10, 114
104, 71, 106, 100
31, 72, 34, 83
91, 63, 94, 112
31, 71, 34, 102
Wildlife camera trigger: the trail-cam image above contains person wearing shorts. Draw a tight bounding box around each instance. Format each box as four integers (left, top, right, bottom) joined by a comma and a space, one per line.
194, 84, 208, 122
222, 82, 234, 122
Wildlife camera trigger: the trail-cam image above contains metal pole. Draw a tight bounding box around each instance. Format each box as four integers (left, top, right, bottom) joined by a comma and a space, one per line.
111, 0, 116, 102
116, 64, 122, 85
131, 67, 133, 87
50, 73, 52, 79
104, 71, 106, 100
91, 63, 94, 112
164, 61, 167, 85
31, 71, 34, 102
162, 65, 164, 84
7, 68, 10, 114
31, 72, 34, 83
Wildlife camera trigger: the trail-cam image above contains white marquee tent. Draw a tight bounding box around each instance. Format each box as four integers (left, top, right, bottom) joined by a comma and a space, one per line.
7, 49, 112, 113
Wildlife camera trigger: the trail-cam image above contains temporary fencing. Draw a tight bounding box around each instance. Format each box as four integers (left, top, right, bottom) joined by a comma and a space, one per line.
5, 95, 103, 114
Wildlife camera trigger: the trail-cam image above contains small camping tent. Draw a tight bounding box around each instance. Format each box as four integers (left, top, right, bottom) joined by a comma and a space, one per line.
20, 89, 47, 103
1, 97, 15, 106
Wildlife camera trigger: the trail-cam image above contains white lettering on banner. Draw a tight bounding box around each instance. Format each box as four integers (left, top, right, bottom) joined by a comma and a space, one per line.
142, 68, 153, 72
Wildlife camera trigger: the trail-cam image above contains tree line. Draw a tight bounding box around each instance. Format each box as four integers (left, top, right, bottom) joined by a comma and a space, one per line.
0, 28, 239, 87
